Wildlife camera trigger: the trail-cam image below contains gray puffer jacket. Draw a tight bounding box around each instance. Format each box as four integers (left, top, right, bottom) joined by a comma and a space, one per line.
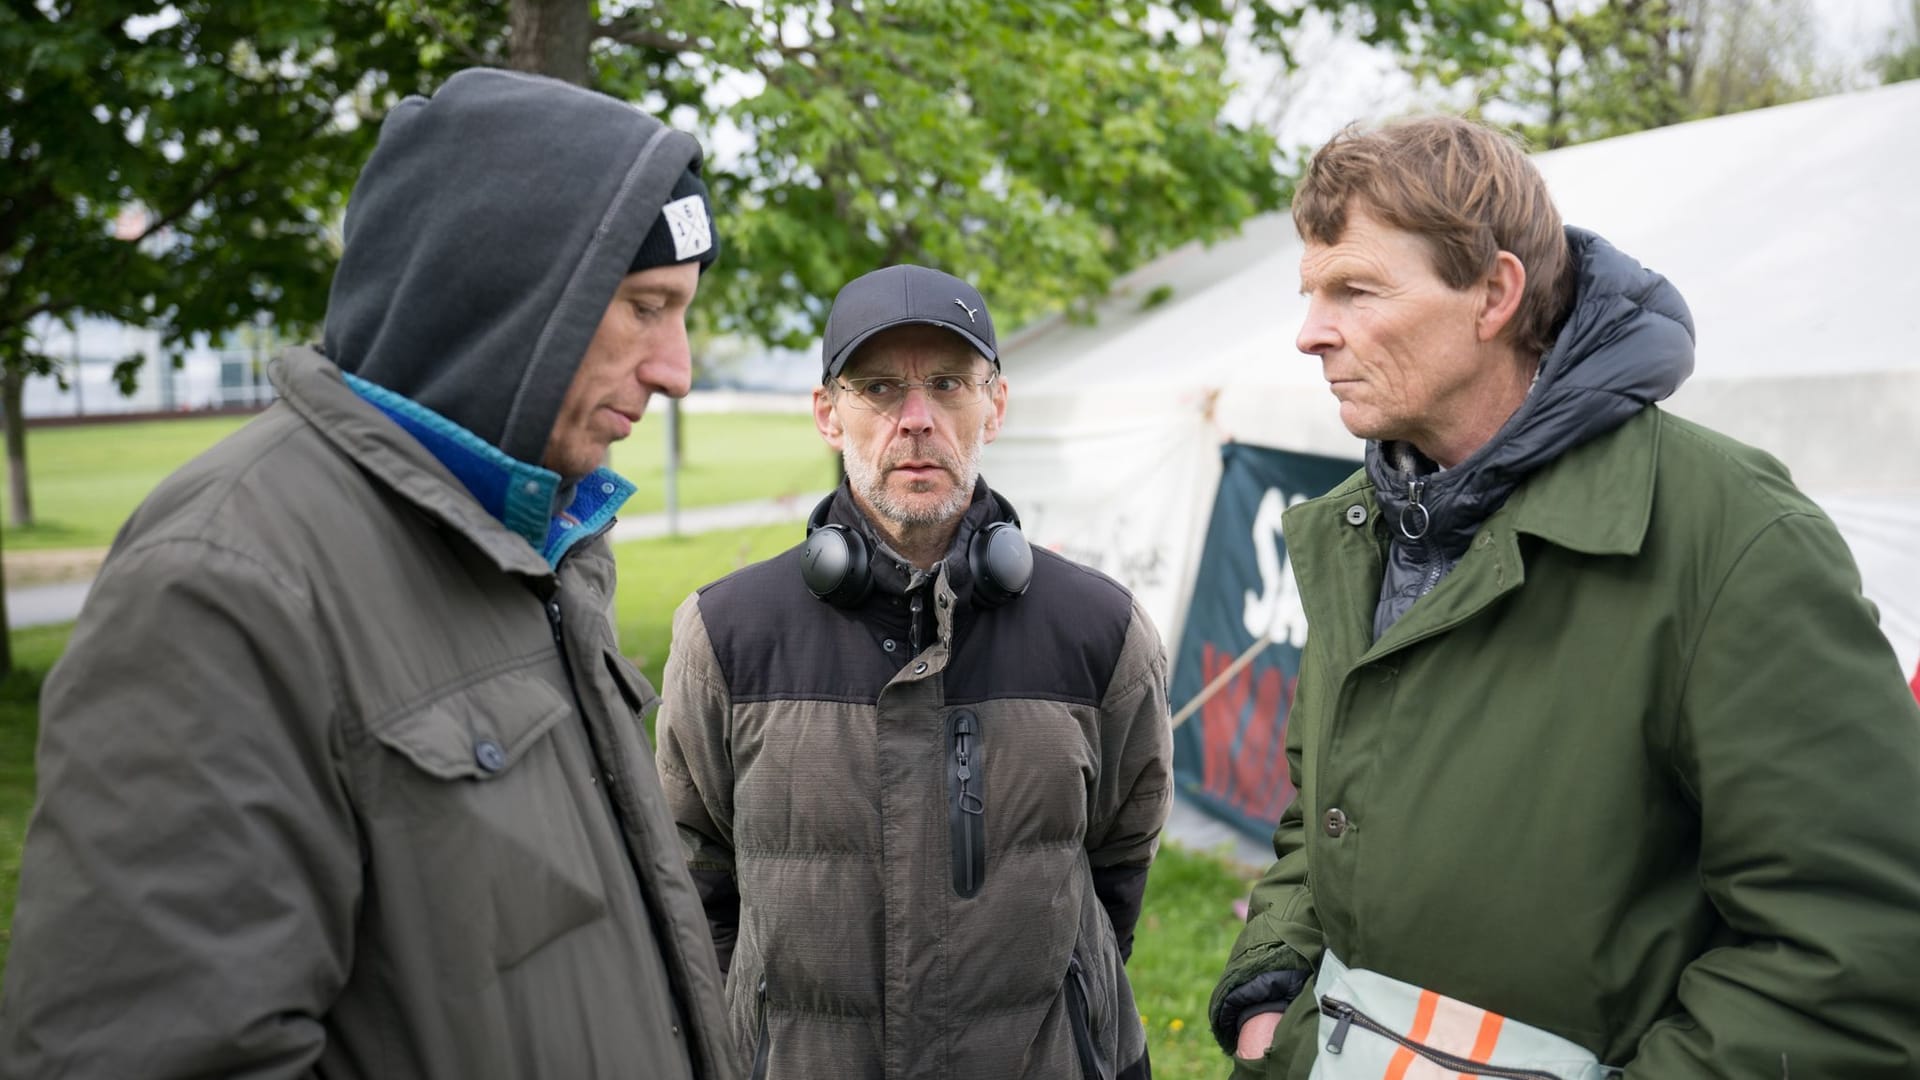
658, 484, 1173, 1080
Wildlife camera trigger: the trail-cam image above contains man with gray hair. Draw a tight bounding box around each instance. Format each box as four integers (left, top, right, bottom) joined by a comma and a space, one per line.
658, 264, 1173, 1079
1211, 115, 1920, 1078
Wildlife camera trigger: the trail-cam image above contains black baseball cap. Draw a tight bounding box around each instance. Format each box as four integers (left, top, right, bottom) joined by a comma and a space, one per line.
821, 264, 998, 383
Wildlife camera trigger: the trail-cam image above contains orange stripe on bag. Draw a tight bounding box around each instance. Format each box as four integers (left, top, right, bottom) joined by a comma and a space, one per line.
1382, 991, 1440, 1080
1458, 1011, 1505, 1078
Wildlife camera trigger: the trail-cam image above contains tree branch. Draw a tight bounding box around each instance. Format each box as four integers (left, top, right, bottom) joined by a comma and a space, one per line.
596, 12, 696, 53
596, 10, 816, 61
412, 5, 496, 68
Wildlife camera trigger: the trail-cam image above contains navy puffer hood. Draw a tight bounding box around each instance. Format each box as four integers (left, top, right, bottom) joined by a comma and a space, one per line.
1366, 226, 1695, 638
322, 68, 708, 465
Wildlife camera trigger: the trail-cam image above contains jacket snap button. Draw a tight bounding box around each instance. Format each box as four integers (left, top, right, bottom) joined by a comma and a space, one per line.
913, 661, 928, 674
475, 740, 507, 773
1323, 807, 1350, 838
882, 638, 897, 653
1344, 504, 1368, 526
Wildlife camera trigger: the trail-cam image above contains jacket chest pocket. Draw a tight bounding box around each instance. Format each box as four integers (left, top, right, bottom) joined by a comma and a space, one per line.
354, 668, 611, 983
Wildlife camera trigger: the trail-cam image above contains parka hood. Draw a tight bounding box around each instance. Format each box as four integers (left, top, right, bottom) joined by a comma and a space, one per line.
322, 67, 706, 465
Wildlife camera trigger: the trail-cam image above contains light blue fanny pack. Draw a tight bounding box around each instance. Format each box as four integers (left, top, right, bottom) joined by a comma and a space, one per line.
1307, 952, 1620, 1080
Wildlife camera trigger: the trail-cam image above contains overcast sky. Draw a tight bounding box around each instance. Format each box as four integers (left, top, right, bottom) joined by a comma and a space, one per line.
1232, 0, 1911, 150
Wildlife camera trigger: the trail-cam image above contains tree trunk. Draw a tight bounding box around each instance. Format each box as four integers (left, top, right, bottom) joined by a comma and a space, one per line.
670, 395, 684, 463
509, 0, 593, 86
4, 363, 33, 529
0, 522, 12, 679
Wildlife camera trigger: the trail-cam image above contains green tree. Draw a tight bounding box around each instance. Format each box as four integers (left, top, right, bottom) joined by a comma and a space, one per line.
1421, 0, 1832, 150
0, 0, 441, 672
1, 0, 1525, 672
392, 0, 1528, 341
1876, 0, 1920, 84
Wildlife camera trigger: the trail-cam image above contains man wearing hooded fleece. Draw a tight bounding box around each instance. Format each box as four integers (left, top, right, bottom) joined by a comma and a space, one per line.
0, 69, 739, 1079
1211, 116, 1920, 1078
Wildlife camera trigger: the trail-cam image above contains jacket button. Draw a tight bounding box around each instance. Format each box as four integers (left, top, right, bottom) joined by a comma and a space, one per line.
913, 661, 928, 674
1323, 807, 1350, 837
882, 638, 897, 653
475, 740, 507, 773
1344, 504, 1368, 526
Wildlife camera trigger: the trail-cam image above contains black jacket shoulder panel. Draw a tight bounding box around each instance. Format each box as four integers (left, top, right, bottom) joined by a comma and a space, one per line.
692, 541, 1139, 708
695, 543, 899, 704
945, 547, 1135, 708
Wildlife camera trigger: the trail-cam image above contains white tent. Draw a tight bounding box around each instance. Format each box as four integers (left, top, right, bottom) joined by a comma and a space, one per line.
983, 80, 1920, 687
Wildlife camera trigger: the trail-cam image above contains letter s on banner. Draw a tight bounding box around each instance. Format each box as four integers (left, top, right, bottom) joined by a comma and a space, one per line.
1242, 487, 1310, 647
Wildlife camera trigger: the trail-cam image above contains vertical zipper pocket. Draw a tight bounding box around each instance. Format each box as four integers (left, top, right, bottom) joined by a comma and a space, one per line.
947, 709, 986, 898
749, 975, 771, 1080
1064, 955, 1112, 1080
1321, 997, 1561, 1080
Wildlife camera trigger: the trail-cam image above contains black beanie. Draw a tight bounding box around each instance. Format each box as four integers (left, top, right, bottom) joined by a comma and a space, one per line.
631, 167, 720, 273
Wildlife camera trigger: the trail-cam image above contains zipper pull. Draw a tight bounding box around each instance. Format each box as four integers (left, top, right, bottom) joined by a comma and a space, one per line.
546, 598, 564, 644
909, 592, 924, 653
1325, 1000, 1353, 1054
1399, 476, 1432, 541
954, 712, 984, 814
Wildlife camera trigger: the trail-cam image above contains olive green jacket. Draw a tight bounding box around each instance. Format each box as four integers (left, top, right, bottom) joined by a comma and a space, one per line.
1213, 406, 1920, 1077
0, 351, 737, 1079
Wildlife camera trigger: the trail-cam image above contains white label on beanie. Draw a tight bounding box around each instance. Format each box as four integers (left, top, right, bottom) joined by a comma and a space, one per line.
663, 194, 712, 261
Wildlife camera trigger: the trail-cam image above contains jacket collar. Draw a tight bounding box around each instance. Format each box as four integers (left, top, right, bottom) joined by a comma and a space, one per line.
1500, 404, 1661, 557
270, 346, 625, 577
343, 371, 633, 569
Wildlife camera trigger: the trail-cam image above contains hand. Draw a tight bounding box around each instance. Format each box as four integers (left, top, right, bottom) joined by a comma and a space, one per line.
1236, 1011, 1284, 1059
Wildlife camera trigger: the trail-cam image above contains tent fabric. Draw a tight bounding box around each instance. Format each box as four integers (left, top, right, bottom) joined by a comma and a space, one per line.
985, 80, 1920, 690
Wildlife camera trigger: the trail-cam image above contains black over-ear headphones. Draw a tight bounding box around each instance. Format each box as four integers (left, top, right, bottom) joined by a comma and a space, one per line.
800, 493, 1034, 610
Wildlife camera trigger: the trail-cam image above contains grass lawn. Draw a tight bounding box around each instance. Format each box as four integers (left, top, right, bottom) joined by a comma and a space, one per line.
0, 625, 75, 973
3, 409, 832, 551
0, 522, 1256, 1077
1133, 843, 1262, 1077
2, 417, 252, 550
611, 522, 802, 692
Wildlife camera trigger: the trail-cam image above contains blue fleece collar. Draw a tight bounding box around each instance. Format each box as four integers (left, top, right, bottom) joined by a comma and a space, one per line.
345, 372, 634, 569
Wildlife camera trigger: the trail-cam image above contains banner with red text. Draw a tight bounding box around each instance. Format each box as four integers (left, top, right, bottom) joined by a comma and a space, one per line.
1170, 442, 1359, 841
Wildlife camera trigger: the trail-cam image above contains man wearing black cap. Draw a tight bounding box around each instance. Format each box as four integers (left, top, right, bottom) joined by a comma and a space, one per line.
3, 69, 738, 1079
657, 265, 1173, 1079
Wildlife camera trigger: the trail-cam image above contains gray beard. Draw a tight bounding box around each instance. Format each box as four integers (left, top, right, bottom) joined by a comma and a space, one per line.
843, 429, 985, 529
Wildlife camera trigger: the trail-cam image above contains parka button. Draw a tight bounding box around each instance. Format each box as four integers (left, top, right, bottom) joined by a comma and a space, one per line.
1323, 807, 1350, 838
1344, 504, 1368, 526
475, 740, 507, 773
882, 638, 897, 653
913, 661, 928, 674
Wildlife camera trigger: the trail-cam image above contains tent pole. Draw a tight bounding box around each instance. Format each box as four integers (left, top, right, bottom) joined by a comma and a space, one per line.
1169, 633, 1273, 730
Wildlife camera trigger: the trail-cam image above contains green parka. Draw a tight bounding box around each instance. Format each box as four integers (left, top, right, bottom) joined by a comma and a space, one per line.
1213, 405, 1920, 1077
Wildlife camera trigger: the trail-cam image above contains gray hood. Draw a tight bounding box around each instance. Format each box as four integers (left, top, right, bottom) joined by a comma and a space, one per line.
322, 68, 705, 464
1367, 226, 1695, 638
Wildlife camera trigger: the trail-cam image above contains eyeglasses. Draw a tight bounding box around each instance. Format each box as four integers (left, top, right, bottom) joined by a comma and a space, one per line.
834, 371, 997, 413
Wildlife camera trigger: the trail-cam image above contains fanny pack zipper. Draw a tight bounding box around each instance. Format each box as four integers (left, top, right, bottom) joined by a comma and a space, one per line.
1322, 997, 1562, 1080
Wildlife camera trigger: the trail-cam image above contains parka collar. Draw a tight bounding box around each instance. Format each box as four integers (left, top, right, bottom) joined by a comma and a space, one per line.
1501, 404, 1661, 558
270, 345, 555, 579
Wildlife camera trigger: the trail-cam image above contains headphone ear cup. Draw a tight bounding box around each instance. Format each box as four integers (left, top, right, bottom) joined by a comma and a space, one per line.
802, 523, 873, 608
968, 521, 1033, 609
